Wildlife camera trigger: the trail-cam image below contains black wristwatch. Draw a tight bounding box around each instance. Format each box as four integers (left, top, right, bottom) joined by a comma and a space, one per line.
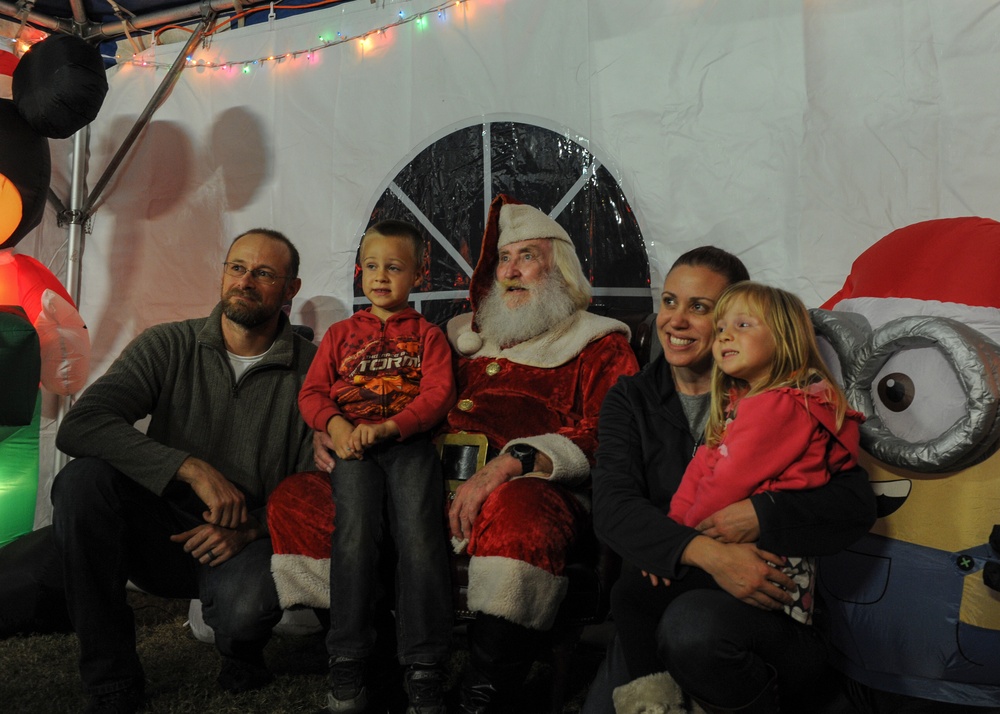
508, 443, 537, 475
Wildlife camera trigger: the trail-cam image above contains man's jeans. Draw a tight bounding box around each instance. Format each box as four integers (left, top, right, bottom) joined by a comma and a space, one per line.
327, 436, 452, 665
51, 457, 282, 695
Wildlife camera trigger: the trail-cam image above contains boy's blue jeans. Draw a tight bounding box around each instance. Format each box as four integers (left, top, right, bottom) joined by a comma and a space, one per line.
327, 435, 452, 665
51, 457, 282, 696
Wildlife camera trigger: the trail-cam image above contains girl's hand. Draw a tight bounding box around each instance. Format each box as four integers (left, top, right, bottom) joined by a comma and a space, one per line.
641, 570, 671, 587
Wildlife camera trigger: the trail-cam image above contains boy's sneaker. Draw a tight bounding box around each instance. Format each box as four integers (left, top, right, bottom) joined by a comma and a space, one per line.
321, 657, 368, 713
404, 663, 446, 714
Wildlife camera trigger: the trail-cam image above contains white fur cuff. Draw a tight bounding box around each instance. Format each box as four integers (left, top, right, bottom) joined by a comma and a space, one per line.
271, 554, 330, 609
505, 433, 590, 487
467, 555, 568, 631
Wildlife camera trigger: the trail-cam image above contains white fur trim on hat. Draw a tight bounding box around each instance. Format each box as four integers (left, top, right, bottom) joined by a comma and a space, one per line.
498, 203, 572, 248
467, 555, 568, 631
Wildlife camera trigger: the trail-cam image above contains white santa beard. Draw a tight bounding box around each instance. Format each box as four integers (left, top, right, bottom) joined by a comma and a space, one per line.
476, 274, 577, 348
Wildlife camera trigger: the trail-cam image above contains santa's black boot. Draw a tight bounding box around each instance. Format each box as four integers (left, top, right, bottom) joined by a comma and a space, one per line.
457, 614, 543, 714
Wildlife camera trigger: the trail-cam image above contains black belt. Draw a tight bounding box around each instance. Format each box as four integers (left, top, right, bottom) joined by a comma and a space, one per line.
435, 433, 499, 487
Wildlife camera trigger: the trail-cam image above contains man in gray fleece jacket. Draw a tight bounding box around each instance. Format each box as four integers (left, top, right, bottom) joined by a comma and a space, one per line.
51, 229, 317, 714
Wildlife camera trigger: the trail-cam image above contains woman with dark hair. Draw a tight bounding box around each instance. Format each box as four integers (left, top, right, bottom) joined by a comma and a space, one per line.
583, 247, 876, 714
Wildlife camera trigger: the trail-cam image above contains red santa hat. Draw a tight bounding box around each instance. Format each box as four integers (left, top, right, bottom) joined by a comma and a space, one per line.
822, 216, 1000, 310
458, 194, 574, 354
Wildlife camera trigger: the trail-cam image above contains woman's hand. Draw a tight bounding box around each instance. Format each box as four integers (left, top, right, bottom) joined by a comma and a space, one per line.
696, 498, 760, 543
682, 535, 795, 610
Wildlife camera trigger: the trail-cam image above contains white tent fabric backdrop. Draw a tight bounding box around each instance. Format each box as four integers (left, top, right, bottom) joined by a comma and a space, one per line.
18, 0, 1000, 525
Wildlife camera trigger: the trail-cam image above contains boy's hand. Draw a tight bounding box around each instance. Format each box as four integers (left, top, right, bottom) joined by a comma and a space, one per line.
327, 416, 360, 460
348, 420, 400, 453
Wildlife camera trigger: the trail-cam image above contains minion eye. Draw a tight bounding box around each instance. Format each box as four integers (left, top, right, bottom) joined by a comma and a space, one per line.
876, 373, 915, 413
868, 349, 963, 444
850, 315, 1000, 472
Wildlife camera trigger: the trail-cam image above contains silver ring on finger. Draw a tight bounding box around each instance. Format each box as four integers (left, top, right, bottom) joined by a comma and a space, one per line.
208, 550, 216, 560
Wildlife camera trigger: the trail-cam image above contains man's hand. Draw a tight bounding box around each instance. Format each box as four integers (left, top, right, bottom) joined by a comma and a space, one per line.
696, 498, 761, 544
169, 517, 264, 567
175, 456, 247, 529
349, 420, 399, 453
313, 430, 336, 473
682, 535, 795, 610
448, 454, 520, 540
327, 416, 360, 461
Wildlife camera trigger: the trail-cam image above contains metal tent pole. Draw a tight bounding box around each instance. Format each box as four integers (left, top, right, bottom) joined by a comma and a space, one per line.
54, 13, 215, 470
52, 124, 90, 474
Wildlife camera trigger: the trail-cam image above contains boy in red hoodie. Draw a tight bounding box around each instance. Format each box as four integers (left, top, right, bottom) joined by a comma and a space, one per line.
298, 220, 456, 714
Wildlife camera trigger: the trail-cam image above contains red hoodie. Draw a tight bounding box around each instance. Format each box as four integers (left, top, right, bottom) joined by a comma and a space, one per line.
299, 307, 456, 440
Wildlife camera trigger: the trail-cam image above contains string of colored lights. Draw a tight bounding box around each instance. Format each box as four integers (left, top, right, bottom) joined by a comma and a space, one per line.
126, 0, 476, 73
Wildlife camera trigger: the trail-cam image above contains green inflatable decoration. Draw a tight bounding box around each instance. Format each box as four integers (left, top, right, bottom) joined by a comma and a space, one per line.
0, 306, 41, 548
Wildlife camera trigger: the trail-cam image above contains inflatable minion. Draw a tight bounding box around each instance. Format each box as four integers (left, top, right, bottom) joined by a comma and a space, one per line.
813, 217, 1000, 707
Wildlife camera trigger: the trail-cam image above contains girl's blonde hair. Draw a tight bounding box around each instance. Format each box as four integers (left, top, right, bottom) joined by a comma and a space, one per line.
705, 281, 850, 447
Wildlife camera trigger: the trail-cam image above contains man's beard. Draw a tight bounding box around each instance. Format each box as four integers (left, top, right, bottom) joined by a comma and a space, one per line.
475, 272, 578, 347
222, 288, 274, 328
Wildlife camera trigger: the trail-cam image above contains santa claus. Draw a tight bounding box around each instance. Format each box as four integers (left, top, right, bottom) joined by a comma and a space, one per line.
267, 194, 639, 713
812, 216, 1000, 708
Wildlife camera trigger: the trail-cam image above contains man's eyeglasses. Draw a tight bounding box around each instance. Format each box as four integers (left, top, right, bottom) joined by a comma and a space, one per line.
222, 262, 287, 286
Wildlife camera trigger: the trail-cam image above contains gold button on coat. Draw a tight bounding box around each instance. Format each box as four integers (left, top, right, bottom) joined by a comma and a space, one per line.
457, 399, 474, 411
486, 362, 501, 376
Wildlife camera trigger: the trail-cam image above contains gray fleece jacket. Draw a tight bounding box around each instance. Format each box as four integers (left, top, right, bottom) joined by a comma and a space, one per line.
57, 302, 317, 506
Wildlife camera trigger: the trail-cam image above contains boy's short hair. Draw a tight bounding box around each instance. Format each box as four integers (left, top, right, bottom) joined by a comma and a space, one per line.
361, 220, 426, 267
